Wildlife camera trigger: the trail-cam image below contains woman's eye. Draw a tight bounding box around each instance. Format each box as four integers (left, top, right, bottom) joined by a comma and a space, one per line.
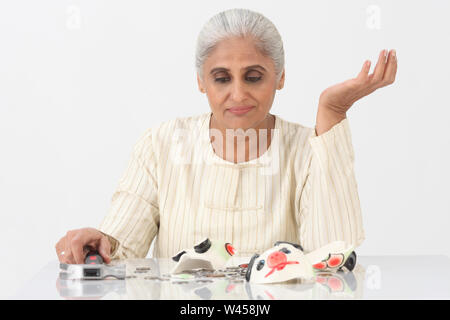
214, 76, 262, 83
215, 78, 229, 83
247, 76, 262, 82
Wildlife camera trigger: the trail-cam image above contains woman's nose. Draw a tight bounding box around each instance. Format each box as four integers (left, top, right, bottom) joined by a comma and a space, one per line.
230, 80, 248, 101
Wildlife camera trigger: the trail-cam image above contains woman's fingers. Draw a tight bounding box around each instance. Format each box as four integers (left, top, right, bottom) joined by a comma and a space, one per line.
55, 228, 112, 264
55, 239, 65, 263
70, 235, 86, 264
382, 49, 397, 86
356, 60, 371, 82
317, 49, 397, 114
369, 49, 388, 85
56, 229, 84, 264
98, 236, 112, 264
62, 235, 75, 264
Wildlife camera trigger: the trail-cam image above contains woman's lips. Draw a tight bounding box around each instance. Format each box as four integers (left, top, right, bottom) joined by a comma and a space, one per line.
227, 106, 255, 115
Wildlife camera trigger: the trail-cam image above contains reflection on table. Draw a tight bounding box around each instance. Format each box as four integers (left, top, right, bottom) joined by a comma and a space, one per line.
14, 255, 450, 299
55, 257, 366, 300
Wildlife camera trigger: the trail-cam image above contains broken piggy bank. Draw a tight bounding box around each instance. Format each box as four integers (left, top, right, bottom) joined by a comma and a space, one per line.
171, 238, 236, 274
246, 240, 357, 284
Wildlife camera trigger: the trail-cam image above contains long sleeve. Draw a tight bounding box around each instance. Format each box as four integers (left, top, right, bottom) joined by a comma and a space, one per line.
98, 128, 160, 260
295, 118, 365, 253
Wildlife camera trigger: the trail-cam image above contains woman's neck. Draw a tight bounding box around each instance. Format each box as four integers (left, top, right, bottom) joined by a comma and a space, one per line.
209, 113, 275, 163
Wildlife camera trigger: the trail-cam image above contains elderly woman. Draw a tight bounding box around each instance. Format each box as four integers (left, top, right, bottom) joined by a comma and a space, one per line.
55, 8, 397, 264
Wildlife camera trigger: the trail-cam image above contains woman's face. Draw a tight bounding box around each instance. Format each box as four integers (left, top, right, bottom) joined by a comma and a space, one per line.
197, 36, 285, 130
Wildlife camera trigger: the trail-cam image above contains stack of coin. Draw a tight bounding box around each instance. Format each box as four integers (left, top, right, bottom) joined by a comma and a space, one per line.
138, 264, 249, 284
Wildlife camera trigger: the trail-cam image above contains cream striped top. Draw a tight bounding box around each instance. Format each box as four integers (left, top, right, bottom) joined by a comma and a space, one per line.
98, 111, 365, 259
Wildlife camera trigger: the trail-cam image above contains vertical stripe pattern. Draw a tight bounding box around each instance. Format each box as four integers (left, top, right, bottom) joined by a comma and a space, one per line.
99, 112, 365, 259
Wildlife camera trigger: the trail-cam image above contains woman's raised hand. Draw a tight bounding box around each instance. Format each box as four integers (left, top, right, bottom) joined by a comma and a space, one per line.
315, 49, 397, 135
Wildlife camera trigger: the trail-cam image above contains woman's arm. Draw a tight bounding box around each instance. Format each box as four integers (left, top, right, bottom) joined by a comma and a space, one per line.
98, 128, 160, 260
295, 49, 397, 252
296, 118, 365, 252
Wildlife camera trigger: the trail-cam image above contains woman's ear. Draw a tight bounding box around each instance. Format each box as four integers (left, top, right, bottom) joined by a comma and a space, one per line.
277, 69, 285, 90
197, 73, 205, 93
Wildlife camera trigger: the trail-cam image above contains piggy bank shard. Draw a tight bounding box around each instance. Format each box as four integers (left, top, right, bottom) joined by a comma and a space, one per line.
171, 238, 236, 274
246, 241, 357, 284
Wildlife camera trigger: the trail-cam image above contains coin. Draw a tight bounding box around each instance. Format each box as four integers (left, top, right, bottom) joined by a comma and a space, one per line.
194, 279, 213, 284
205, 273, 226, 278
228, 278, 244, 283
172, 273, 195, 280
134, 270, 149, 273
192, 268, 214, 273
172, 281, 190, 285
225, 267, 240, 271
178, 270, 196, 274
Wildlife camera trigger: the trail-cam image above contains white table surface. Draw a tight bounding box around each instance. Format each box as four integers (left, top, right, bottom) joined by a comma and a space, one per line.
11, 255, 450, 300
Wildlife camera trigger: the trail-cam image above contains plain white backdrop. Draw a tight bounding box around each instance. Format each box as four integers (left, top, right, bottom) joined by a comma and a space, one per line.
1, 0, 449, 299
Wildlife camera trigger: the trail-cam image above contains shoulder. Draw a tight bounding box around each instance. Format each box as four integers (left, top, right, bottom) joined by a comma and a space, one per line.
151, 112, 208, 143
156, 112, 209, 133
135, 112, 209, 151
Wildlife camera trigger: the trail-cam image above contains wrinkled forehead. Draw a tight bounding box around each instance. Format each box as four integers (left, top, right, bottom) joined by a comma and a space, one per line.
206, 37, 268, 64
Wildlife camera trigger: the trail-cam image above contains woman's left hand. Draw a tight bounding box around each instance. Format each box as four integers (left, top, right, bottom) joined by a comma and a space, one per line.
315, 49, 397, 135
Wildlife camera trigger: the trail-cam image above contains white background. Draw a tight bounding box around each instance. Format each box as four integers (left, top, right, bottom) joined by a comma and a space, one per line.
1, 0, 449, 299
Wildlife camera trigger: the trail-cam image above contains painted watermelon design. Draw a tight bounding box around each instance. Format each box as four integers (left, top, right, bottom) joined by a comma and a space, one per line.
313, 253, 345, 270
225, 243, 235, 256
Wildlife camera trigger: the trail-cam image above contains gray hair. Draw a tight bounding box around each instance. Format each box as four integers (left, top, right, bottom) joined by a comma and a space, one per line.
195, 8, 285, 83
